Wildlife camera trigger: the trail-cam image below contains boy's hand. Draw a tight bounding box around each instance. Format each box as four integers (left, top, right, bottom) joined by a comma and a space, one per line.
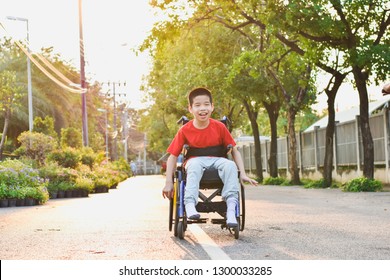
162, 183, 174, 199
240, 174, 258, 186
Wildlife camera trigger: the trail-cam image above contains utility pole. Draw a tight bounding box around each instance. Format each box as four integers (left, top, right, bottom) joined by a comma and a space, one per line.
79, 0, 88, 146
123, 108, 129, 162
112, 82, 118, 160
105, 81, 127, 160
144, 134, 147, 175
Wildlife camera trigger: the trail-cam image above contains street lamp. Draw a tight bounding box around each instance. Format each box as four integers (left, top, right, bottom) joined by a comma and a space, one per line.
97, 108, 109, 160
6, 16, 33, 132
78, 0, 89, 146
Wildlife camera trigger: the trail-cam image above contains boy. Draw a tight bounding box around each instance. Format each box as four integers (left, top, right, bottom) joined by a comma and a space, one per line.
162, 87, 257, 227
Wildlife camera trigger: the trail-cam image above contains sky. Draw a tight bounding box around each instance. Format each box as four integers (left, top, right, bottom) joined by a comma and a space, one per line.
0, 0, 388, 112
1, 0, 159, 109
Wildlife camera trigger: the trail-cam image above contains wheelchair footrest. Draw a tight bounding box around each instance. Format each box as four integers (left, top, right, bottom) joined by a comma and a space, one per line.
210, 218, 226, 225
187, 218, 208, 224
196, 201, 227, 213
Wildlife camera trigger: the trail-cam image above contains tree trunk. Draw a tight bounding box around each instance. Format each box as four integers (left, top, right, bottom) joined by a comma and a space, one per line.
287, 109, 300, 184
243, 100, 263, 181
352, 66, 374, 179
323, 95, 336, 187
323, 72, 346, 187
0, 109, 11, 160
263, 100, 280, 177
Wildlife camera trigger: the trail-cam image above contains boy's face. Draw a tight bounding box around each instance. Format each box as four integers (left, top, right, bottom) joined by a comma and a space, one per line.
188, 94, 214, 124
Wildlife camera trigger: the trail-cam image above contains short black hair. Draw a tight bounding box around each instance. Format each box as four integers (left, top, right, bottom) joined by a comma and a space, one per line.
188, 87, 213, 106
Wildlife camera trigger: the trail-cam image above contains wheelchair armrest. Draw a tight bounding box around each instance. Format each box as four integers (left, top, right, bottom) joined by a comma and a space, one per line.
226, 144, 233, 155
220, 116, 231, 128
182, 144, 190, 157
177, 116, 189, 125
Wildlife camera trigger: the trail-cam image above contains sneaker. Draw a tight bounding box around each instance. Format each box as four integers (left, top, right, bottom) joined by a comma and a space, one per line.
226, 212, 238, 228
226, 196, 238, 227
185, 203, 200, 220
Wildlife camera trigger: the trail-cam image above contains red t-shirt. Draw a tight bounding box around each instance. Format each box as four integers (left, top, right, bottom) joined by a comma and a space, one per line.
167, 118, 236, 157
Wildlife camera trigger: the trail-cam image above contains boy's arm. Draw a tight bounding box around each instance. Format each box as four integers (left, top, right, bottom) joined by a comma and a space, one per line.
162, 154, 178, 198
231, 146, 258, 186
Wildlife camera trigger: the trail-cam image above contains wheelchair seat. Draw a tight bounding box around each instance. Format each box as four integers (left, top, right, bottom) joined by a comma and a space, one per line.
199, 168, 223, 189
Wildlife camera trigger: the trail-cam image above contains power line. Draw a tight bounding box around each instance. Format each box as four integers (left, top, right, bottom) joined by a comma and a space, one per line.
0, 21, 86, 94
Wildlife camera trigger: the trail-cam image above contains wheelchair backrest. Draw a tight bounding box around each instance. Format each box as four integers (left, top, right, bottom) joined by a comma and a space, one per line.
176, 115, 230, 128
176, 115, 232, 161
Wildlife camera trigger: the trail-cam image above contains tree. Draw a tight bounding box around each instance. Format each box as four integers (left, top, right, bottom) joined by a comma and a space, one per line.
16, 131, 57, 167
33, 116, 58, 139
156, 0, 389, 182
268, 52, 316, 184
0, 70, 23, 160
141, 21, 245, 155
268, 0, 390, 179
192, 1, 317, 182
227, 62, 265, 180
0, 38, 107, 155
146, 1, 310, 180
60, 127, 82, 149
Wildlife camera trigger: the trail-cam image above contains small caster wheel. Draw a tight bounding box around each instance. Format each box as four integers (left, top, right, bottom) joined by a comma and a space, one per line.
178, 221, 185, 239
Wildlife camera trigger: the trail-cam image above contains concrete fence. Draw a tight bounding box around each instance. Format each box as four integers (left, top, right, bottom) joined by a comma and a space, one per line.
238, 109, 390, 184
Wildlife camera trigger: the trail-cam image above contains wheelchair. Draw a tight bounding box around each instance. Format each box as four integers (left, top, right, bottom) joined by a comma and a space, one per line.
168, 116, 246, 239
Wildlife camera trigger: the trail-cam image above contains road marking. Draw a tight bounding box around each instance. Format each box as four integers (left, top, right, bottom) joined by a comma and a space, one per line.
188, 224, 231, 260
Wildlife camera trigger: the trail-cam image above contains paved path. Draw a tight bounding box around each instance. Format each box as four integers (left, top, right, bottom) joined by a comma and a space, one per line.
1, 175, 390, 260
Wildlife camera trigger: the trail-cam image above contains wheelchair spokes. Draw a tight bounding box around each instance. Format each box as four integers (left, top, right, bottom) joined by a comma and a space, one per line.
169, 168, 246, 240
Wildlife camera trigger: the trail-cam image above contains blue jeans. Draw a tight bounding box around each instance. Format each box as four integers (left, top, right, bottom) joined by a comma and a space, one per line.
184, 157, 239, 205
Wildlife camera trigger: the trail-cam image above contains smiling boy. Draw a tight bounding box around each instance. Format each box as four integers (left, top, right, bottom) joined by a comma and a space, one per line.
162, 87, 257, 227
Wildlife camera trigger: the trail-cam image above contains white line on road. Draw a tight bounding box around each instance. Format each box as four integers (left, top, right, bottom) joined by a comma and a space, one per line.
188, 224, 231, 260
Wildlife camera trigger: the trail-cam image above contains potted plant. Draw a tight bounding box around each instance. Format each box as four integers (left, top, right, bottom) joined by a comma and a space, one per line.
57, 181, 74, 198
7, 187, 19, 207
15, 187, 26, 207
0, 183, 9, 207
93, 176, 111, 193
35, 186, 49, 205
56, 182, 66, 198
47, 182, 59, 199
24, 186, 49, 206
23, 187, 37, 206
74, 176, 93, 197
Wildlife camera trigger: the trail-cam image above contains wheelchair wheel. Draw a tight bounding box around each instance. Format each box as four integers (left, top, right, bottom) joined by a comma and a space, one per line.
169, 198, 174, 231
234, 219, 240, 239
177, 221, 185, 239
173, 180, 180, 237
239, 183, 246, 231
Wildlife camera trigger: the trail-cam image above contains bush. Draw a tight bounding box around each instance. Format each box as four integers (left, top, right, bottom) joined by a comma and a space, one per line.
57, 181, 74, 192
93, 177, 111, 192
24, 186, 49, 204
16, 131, 57, 166
38, 162, 62, 182
75, 176, 94, 193
79, 147, 96, 169
33, 116, 58, 139
263, 177, 288, 185
0, 159, 44, 188
112, 158, 131, 177
304, 179, 340, 189
47, 181, 60, 195
48, 147, 80, 169
0, 159, 48, 203
0, 182, 8, 199
60, 127, 82, 148
342, 177, 383, 192
39, 163, 78, 184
